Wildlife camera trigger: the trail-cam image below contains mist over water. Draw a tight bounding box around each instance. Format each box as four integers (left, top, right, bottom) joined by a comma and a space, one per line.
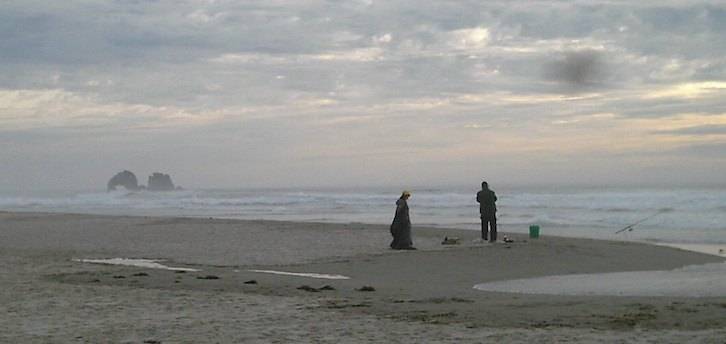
1, 186, 725, 245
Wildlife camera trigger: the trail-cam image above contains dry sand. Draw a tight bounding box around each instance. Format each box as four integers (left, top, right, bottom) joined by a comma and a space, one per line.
1, 211, 725, 343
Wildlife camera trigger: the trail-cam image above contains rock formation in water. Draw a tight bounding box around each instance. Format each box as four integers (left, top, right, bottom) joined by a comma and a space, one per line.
147, 172, 175, 191
107, 170, 180, 191
107, 170, 140, 191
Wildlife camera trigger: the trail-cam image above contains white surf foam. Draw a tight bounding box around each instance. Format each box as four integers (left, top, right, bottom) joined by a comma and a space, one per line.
73, 258, 199, 272
473, 262, 726, 297
5, 187, 725, 245
655, 243, 726, 257
248, 269, 350, 280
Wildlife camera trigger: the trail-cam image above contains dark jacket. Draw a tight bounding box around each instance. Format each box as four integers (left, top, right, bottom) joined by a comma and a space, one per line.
390, 198, 412, 249
476, 189, 497, 218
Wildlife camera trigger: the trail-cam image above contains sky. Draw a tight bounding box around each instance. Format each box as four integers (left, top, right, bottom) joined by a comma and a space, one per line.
1, 0, 725, 191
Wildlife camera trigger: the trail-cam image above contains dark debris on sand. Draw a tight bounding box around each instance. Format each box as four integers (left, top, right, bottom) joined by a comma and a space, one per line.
196, 275, 220, 280
297, 285, 336, 292
323, 299, 371, 309
297, 285, 320, 292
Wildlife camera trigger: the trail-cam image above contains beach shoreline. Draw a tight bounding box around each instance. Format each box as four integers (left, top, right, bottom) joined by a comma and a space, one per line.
2, 211, 725, 343
4, 208, 725, 258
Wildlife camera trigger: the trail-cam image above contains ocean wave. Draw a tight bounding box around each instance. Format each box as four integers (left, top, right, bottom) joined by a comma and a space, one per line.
2, 188, 726, 239
599, 207, 632, 213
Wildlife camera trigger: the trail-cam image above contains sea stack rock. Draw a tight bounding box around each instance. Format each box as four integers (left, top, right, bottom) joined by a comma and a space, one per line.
107, 170, 140, 191
147, 172, 175, 191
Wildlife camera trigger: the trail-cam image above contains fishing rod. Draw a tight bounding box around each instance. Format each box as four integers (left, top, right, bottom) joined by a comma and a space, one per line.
614, 208, 671, 234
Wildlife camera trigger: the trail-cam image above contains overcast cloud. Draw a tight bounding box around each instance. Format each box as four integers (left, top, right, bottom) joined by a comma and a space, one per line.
1, 0, 725, 191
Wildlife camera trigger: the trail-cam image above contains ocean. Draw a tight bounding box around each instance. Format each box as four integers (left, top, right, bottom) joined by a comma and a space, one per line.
2, 186, 725, 248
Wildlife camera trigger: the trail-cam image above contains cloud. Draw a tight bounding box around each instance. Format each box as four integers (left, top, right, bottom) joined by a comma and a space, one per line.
209, 47, 386, 64
672, 142, 726, 158
654, 124, 726, 136
308, 47, 386, 62
551, 112, 618, 125
643, 81, 726, 99
373, 33, 393, 44
0, 89, 223, 130
447, 27, 490, 50
2, 1, 726, 189
208, 53, 289, 64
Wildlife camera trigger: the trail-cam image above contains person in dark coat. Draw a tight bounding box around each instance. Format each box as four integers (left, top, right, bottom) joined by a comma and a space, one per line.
390, 191, 415, 250
476, 181, 498, 242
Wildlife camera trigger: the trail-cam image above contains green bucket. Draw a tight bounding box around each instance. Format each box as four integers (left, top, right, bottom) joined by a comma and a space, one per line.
529, 225, 540, 238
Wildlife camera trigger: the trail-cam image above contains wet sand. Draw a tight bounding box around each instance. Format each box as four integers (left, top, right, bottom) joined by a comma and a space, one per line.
1, 211, 725, 343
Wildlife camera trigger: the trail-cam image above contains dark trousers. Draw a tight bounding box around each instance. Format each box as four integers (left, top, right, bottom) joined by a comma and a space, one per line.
481, 216, 497, 242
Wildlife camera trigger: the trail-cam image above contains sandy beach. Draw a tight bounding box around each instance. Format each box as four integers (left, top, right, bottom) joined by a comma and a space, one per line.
1, 211, 725, 343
